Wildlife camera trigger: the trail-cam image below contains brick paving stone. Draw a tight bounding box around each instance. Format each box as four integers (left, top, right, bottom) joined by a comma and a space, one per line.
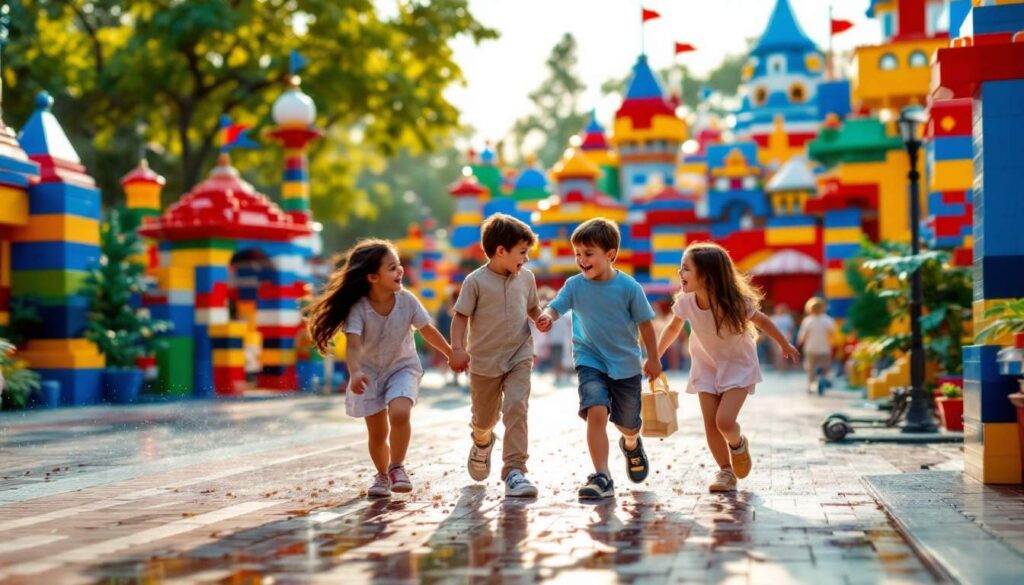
0, 371, 965, 584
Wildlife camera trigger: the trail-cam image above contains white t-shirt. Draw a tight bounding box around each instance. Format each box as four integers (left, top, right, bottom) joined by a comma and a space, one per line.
798, 314, 836, 355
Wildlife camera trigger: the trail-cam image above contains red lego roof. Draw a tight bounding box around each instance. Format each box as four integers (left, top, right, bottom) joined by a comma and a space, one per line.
448, 176, 488, 197
139, 157, 310, 242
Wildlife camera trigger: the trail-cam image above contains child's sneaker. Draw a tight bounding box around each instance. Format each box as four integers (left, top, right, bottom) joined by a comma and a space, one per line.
367, 472, 390, 498
709, 468, 737, 493
578, 472, 615, 499
729, 435, 752, 479
467, 433, 496, 481
618, 435, 650, 483
388, 464, 413, 493
504, 469, 538, 498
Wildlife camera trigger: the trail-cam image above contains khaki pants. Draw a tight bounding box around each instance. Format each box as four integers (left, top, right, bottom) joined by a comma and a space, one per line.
470, 359, 532, 479
805, 353, 831, 386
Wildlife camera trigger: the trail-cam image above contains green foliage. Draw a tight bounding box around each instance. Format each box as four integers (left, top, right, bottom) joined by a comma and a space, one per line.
3, 296, 42, 347
0, 338, 41, 409
857, 241, 973, 374
4, 0, 497, 224
843, 246, 891, 339
976, 298, 1024, 343
509, 33, 587, 167
81, 211, 169, 369
939, 383, 962, 399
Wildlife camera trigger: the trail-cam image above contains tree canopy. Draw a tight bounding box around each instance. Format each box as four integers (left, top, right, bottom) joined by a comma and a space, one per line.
3, 0, 496, 225
508, 32, 587, 168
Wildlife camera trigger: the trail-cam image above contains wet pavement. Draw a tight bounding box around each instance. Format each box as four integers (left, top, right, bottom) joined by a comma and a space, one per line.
0, 371, 966, 584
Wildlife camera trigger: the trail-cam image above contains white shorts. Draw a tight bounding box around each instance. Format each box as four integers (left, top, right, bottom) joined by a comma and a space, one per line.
345, 367, 422, 417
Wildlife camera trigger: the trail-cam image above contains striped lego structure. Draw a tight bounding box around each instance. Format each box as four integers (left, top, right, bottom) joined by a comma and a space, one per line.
139, 155, 312, 395
146, 266, 195, 396
0, 92, 39, 334
933, 0, 1024, 484
12, 92, 105, 405
120, 159, 165, 271
924, 98, 973, 266
448, 174, 489, 252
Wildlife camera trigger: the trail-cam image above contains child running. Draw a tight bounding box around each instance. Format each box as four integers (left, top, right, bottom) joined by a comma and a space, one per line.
657, 242, 799, 492
307, 239, 455, 498
450, 213, 541, 497
797, 297, 837, 393
537, 217, 662, 499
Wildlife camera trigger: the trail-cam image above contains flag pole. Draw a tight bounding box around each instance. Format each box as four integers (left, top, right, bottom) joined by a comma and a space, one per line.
827, 2, 834, 81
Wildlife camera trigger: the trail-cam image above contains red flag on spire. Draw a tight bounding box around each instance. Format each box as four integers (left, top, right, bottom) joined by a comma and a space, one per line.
831, 18, 854, 35
642, 8, 661, 22
674, 42, 697, 54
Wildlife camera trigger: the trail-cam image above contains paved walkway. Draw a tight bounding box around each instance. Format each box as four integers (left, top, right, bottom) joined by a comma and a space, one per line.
0, 371, 965, 584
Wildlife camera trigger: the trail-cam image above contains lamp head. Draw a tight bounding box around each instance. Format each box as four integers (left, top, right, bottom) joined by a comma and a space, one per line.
898, 106, 927, 148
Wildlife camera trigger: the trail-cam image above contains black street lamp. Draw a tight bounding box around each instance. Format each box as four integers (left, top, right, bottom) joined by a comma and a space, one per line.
897, 106, 938, 434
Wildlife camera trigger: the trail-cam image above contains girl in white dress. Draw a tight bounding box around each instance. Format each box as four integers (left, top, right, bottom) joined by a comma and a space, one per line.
657, 242, 799, 492
307, 239, 454, 497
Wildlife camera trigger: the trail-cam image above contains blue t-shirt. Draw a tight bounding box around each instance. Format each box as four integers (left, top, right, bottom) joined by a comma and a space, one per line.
548, 271, 656, 379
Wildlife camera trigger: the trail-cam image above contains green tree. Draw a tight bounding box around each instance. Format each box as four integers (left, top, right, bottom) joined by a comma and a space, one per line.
509, 33, 587, 167
3, 0, 497, 224
81, 211, 169, 369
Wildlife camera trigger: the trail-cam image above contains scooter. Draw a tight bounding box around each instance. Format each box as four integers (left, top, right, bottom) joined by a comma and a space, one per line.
821, 387, 911, 442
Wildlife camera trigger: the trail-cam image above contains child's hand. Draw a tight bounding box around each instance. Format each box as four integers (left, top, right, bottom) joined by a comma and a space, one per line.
536, 314, 553, 332
781, 342, 800, 363
643, 356, 663, 382
449, 349, 470, 373
348, 372, 370, 395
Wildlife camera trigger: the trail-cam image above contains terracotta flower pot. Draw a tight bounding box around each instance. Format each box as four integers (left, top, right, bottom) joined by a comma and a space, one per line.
937, 397, 964, 432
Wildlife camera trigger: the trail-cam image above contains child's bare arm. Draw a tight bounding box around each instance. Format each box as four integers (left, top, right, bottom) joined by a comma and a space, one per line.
751, 311, 800, 362
528, 304, 543, 323
656, 315, 685, 358
418, 324, 453, 360
639, 319, 663, 380
449, 312, 470, 371
345, 333, 370, 394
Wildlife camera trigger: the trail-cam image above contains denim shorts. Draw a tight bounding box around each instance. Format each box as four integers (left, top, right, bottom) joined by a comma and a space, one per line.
576, 366, 642, 430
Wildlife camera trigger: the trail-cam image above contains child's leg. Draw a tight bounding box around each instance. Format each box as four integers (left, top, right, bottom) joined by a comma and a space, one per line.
469, 373, 503, 445
586, 405, 611, 474
697, 392, 730, 468
365, 410, 390, 474
499, 360, 532, 479
386, 397, 413, 466
715, 388, 750, 449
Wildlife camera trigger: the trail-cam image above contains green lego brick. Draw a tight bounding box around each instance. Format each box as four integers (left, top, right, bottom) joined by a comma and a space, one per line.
156, 336, 194, 397
10, 270, 88, 298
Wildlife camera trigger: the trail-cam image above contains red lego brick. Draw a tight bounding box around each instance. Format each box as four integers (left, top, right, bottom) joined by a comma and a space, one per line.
933, 40, 1024, 99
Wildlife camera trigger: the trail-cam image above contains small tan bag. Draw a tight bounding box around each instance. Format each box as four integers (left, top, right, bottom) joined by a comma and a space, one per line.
641, 374, 679, 438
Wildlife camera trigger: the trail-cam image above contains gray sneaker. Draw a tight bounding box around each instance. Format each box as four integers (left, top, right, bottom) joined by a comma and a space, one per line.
504, 469, 538, 498
467, 433, 496, 481
367, 472, 390, 498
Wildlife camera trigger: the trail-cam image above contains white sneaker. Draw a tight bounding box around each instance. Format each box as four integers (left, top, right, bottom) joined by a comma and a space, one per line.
504, 469, 538, 498
709, 468, 737, 493
467, 433, 496, 481
367, 472, 390, 498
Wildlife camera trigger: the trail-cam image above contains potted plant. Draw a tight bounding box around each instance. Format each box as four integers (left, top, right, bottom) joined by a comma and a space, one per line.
936, 383, 964, 432
81, 211, 168, 404
0, 338, 42, 410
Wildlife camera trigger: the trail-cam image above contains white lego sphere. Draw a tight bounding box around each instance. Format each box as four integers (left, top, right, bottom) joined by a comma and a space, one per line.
272, 86, 316, 127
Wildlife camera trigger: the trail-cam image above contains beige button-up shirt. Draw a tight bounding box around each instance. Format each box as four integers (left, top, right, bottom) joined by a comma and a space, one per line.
453, 265, 539, 377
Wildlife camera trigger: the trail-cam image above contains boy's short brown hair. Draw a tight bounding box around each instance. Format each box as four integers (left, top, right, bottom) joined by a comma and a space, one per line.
480, 213, 536, 257
571, 217, 620, 255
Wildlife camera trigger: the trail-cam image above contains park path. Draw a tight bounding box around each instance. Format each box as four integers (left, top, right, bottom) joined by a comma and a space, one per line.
0, 371, 962, 584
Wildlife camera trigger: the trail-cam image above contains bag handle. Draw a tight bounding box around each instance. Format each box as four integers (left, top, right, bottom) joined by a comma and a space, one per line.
649, 373, 670, 393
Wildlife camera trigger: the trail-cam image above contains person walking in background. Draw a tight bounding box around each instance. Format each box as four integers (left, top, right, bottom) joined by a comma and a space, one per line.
306, 239, 455, 498
769, 303, 795, 371
657, 242, 799, 493
797, 297, 837, 393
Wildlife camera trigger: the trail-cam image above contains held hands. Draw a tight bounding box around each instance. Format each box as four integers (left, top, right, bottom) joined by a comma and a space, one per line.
536, 313, 553, 333
643, 356, 663, 382
449, 348, 470, 373
781, 342, 801, 363
348, 372, 371, 395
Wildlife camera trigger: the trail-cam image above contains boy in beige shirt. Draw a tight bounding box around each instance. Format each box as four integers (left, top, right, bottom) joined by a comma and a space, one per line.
450, 213, 541, 497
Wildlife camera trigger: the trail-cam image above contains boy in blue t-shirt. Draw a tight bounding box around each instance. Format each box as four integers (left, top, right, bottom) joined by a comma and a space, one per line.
537, 217, 661, 499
